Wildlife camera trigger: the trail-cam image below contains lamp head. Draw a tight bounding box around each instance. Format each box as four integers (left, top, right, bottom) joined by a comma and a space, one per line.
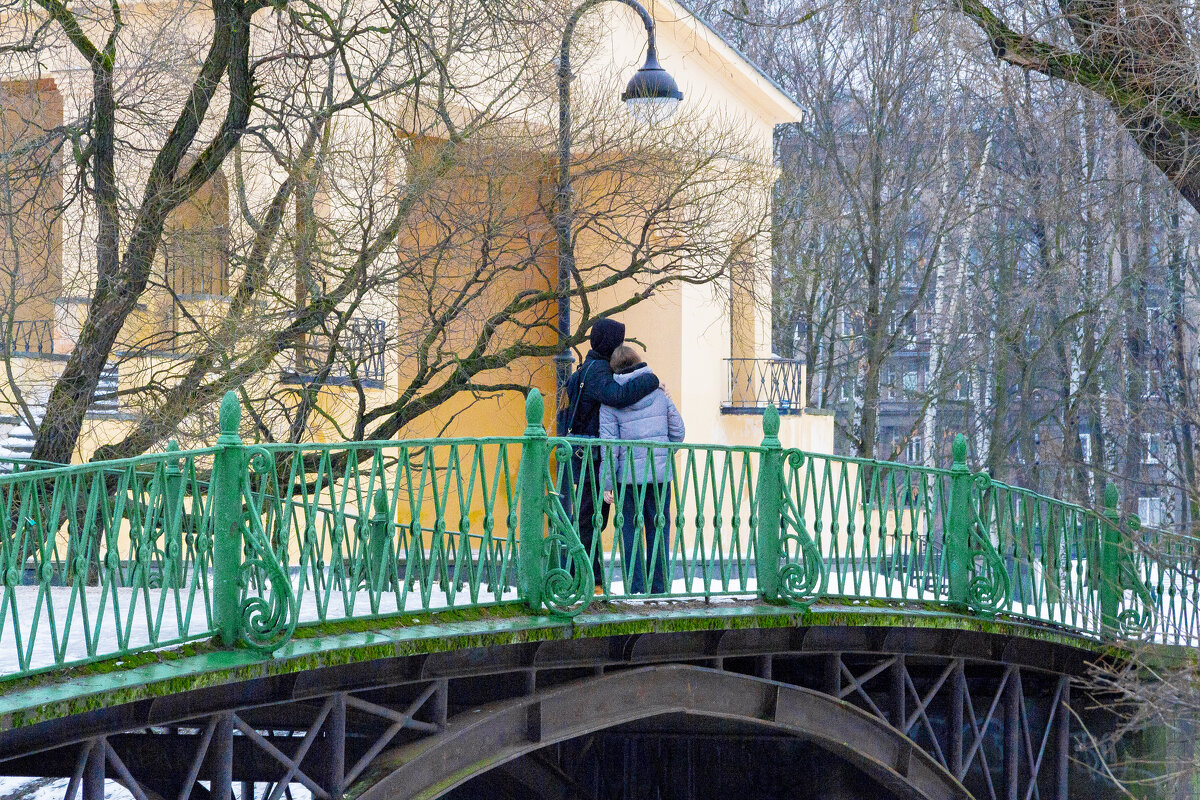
621, 50, 682, 125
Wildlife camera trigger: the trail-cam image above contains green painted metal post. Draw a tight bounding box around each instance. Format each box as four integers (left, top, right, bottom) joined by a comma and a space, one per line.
755, 405, 782, 603
368, 487, 390, 594
1100, 482, 1121, 636
517, 389, 547, 612
213, 391, 246, 647
947, 434, 972, 608
165, 439, 184, 588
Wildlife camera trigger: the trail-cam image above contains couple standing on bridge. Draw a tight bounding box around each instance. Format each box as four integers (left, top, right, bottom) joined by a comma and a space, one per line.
557, 319, 686, 596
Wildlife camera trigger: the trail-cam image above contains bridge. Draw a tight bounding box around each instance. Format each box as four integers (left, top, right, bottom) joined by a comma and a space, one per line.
0, 390, 1194, 800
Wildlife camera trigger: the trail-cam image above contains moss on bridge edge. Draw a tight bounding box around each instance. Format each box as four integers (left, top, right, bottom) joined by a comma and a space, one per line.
0, 599, 1180, 731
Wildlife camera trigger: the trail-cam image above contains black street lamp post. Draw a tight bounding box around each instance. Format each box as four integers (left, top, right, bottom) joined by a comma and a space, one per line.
554, 0, 683, 434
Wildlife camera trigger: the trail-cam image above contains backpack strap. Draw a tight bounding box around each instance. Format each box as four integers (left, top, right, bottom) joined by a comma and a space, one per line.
564, 361, 596, 435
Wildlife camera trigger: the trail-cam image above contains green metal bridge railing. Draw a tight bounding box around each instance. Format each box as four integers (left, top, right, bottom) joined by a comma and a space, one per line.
0, 389, 1195, 683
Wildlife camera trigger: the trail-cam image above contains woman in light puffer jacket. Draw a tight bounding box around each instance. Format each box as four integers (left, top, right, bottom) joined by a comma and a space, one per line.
599, 345, 685, 594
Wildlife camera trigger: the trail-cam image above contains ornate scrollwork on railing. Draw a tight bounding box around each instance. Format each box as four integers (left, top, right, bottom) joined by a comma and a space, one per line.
1117, 606, 1153, 639
539, 441, 593, 617
779, 449, 826, 608
236, 446, 298, 653
966, 472, 1011, 614
1114, 512, 1155, 639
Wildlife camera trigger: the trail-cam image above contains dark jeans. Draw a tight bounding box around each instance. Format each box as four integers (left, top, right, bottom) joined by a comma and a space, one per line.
560, 449, 608, 588
618, 482, 671, 595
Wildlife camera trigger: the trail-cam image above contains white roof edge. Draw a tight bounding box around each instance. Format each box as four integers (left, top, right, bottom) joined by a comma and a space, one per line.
655, 0, 805, 125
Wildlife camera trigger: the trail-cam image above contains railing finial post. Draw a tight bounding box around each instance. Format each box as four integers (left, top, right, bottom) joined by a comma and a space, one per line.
517, 388, 548, 611
1100, 481, 1121, 636
368, 488, 391, 594
755, 405, 783, 603
213, 390, 246, 646
947, 433, 972, 608
165, 439, 184, 588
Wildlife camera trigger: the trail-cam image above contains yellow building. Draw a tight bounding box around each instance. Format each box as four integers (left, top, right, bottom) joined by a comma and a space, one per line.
0, 0, 832, 459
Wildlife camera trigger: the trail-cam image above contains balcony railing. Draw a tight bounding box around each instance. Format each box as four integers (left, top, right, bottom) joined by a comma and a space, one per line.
285, 317, 388, 387
162, 229, 229, 297
4, 320, 53, 355
722, 357, 803, 414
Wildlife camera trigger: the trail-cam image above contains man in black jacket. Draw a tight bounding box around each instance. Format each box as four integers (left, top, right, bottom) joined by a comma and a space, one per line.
558, 319, 659, 593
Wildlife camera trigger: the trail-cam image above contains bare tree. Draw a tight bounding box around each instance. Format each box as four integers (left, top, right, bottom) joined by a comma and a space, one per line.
736, 0, 985, 461
701, 0, 1200, 788
955, 0, 1200, 220
0, 0, 770, 460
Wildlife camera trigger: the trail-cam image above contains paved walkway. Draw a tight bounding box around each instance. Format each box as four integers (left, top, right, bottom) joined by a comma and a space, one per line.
0, 583, 518, 675
0, 565, 1188, 676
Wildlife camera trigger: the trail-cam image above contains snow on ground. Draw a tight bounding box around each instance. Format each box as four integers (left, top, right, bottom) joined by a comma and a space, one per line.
0, 580, 523, 674
0, 778, 314, 800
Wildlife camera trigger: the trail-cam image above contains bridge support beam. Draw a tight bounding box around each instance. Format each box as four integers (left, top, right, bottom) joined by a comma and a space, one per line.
213, 713, 235, 800
950, 660, 965, 779
82, 741, 103, 800
1058, 680, 1071, 800
327, 693, 346, 800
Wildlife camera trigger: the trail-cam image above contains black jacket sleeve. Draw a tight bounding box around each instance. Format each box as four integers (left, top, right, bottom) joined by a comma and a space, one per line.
594, 369, 659, 409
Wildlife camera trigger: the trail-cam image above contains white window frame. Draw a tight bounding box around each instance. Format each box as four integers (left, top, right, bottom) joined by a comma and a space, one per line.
838, 310, 857, 338
1138, 497, 1164, 528
1143, 433, 1160, 465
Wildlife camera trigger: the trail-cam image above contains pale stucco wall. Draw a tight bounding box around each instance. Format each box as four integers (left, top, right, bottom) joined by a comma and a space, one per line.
554, 2, 835, 456
0, 0, 833, 462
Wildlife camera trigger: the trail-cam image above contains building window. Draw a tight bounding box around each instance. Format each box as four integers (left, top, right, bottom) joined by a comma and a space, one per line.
882, 368, 896, 399
1146, 366, 1161, 400
1079, 433, 1092, 464
904, 437, 923, 464
155, 168, 230, 352
163, 170, 229, 298
0, 78, 63, 332
954, 374, 971, 400
840, 379, 855, 401
903, 371, 919, 393
1138, 497, 1164, 528
1143, 433, 1161, 465
838, 310, 858, 338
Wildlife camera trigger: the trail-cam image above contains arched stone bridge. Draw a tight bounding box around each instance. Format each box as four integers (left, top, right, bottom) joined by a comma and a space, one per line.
0, 392, 1193, 799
